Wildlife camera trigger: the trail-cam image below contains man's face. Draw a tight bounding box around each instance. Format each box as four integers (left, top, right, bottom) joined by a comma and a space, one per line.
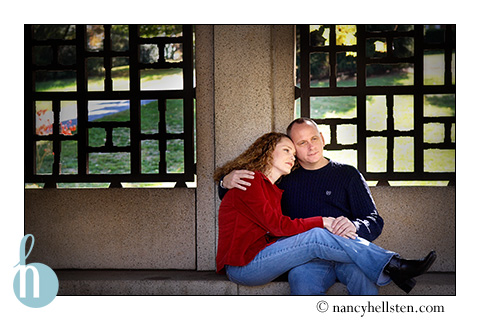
289, 122, 325, 169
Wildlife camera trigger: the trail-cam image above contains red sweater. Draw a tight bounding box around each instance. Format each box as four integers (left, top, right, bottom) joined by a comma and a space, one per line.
216, 172, 325, 273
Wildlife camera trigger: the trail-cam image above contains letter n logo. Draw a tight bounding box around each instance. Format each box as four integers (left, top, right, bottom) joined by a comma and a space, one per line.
13, 234, 59, 308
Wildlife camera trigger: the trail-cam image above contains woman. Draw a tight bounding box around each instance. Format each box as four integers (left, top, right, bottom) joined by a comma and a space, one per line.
214, 132, 436, 294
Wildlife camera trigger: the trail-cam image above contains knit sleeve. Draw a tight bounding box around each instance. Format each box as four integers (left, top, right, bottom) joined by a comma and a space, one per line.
218, 177, 228, 200
235, 174, 324, 237
347, 169, 384, 241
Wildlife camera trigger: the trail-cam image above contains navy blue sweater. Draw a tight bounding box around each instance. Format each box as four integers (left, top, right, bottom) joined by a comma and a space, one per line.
218, 160, 383, 242
277, 160, 383, 241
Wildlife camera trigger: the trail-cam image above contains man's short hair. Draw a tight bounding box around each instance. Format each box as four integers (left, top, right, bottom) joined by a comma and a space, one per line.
286, 117, 319, 137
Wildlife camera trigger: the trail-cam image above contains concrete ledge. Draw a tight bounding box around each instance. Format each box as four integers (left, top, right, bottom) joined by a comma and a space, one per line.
56, 270, 455, 296
25, 188, 197, 269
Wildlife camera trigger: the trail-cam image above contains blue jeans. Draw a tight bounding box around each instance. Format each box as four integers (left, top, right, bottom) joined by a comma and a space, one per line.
225, 228, 394, 291
288, 259, 379, 295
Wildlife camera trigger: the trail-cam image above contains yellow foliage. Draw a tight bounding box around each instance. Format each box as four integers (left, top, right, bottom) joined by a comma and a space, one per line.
336, 25, 357, 46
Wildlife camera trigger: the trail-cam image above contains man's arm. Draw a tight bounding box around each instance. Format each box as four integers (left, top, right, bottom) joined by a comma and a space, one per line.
347, 171, 384, 242
217, 170, 255, 200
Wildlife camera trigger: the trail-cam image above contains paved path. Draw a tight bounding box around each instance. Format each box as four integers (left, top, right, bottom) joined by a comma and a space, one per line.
46, 100, 157, 128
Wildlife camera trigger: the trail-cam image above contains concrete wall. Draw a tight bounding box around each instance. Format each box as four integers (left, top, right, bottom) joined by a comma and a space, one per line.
372, 187, 455, 272
25, 188, 196, 269
24, 25, 455, 273
213, 25, 295, 166
196, 25, 295, 270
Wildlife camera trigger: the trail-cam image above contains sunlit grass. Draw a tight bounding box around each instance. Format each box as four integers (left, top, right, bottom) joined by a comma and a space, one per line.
31, 53, 454, 187
31, 68, 189, 188
35, 66, 184, 92
306, 54, 455, 185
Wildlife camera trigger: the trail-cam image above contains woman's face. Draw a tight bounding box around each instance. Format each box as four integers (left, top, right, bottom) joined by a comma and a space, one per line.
269, 137, 296, 178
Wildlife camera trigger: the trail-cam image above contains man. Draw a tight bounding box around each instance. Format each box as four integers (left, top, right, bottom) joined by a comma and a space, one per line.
218, 117, 384, 295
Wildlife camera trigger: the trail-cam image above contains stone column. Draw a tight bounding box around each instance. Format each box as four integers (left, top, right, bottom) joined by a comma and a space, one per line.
195, 25, 216, 270
195, 25, 295, 270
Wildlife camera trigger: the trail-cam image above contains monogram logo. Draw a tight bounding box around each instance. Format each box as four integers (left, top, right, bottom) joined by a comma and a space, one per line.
13, 234, 59, 308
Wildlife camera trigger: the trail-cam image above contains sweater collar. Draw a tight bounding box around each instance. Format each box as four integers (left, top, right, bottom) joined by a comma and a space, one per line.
297, 157, 332, 173
258, 171, 284, 193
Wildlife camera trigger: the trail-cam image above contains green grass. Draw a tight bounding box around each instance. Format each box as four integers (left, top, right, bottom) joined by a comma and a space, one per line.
35, 67, 184, 92
300, 53, 455, 185
34, 65, 187, 176
84, 100, 185, 175
32, 54, 454, 187
34, 95, 188, 185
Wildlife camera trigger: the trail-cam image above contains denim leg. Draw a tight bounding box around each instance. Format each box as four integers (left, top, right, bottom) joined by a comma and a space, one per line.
335, 263, 379, 295
289, 261, 380, 295
288, 259, 336, 295
226, 228, 395, 287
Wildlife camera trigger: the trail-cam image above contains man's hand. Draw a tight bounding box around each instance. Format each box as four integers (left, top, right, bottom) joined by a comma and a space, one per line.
222, 170, 255, 191
331, 216, 357, 239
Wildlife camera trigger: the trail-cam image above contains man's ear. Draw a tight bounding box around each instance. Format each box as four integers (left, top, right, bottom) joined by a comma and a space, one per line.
319, 132, 326, 147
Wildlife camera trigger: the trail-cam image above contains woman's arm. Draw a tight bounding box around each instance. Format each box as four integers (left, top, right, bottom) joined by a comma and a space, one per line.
235, 174, 325, 237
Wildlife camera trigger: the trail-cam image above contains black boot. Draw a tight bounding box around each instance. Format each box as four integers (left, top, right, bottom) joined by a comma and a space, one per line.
384, 251, 437, 294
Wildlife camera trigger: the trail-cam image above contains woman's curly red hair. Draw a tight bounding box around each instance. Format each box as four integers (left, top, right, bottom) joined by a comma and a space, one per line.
213, 132, 291, 182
